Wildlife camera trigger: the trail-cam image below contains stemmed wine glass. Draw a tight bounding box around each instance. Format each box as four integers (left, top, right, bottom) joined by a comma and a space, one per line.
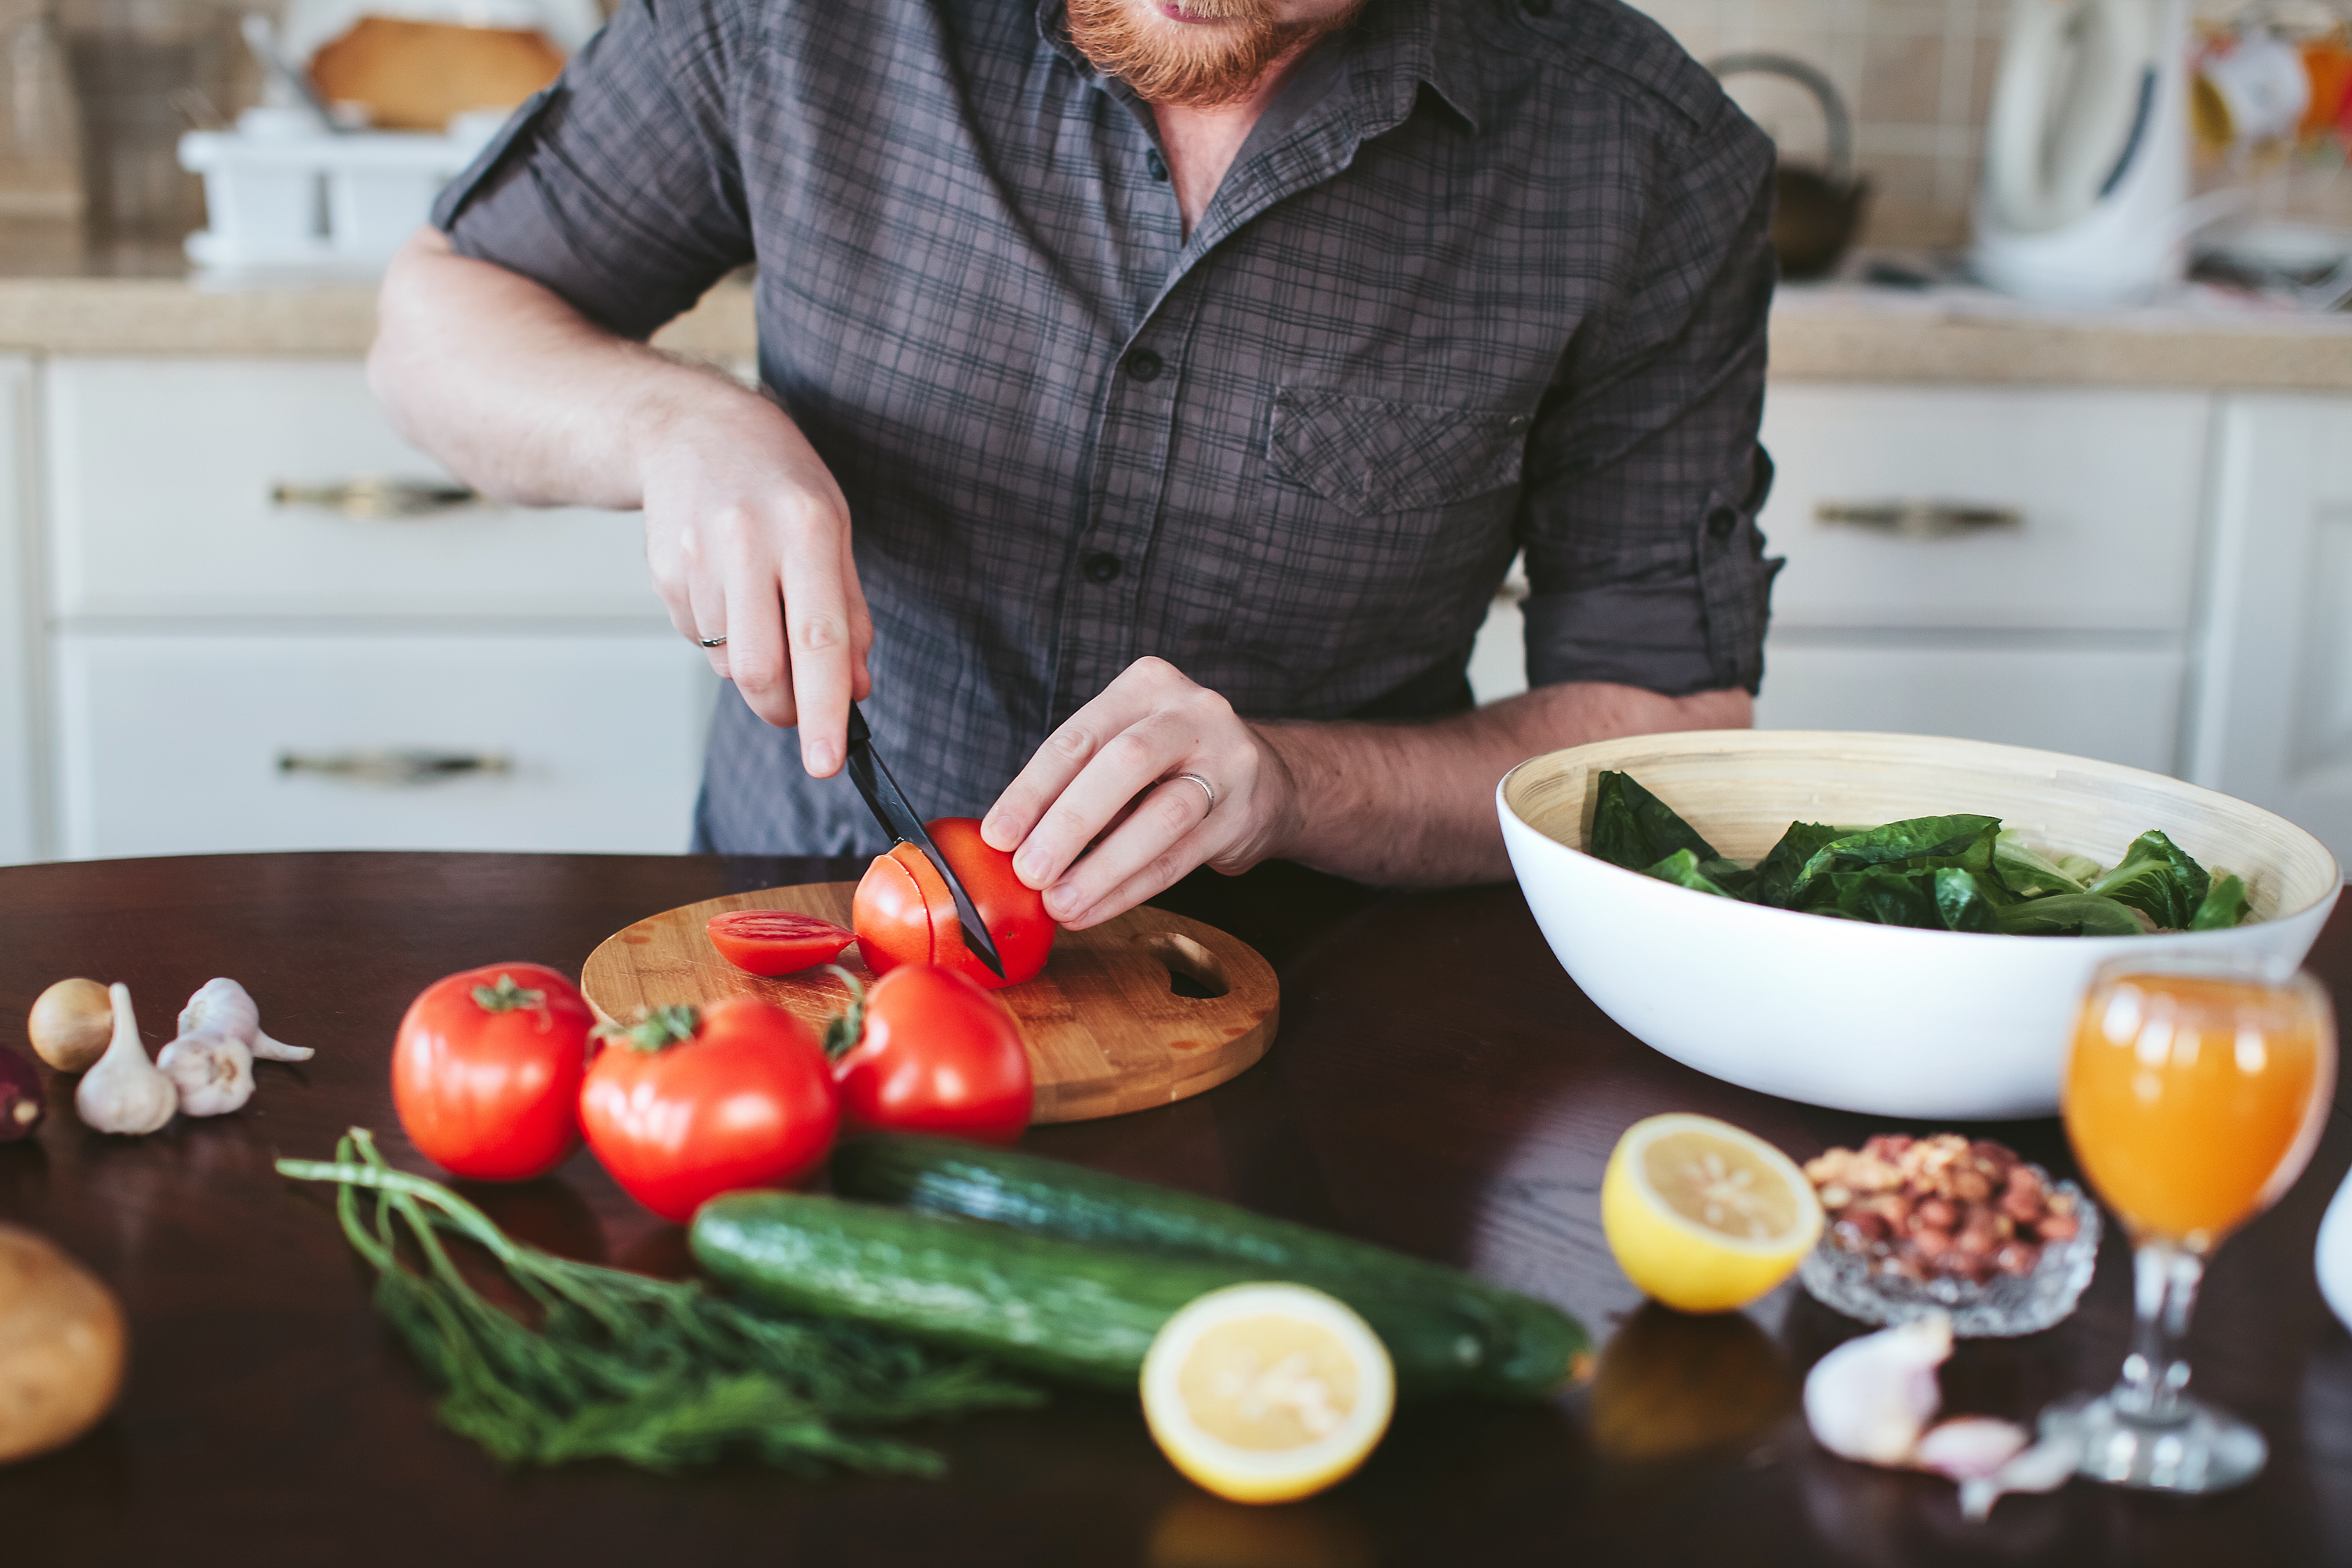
2042, 949, 2337, 1493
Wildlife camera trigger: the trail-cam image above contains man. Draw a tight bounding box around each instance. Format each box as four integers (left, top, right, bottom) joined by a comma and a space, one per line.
370, 0, 1778, 928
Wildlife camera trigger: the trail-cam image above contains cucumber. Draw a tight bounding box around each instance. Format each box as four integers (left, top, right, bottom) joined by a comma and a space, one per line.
693, 1192, 1507, 1396
827, 1134, 1588, 1399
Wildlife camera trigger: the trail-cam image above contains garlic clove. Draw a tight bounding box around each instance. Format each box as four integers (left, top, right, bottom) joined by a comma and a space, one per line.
180, 978, 310, 1063
1803, 1315, 1953, 1467
155, 1033, 256, 1117
1915, 1415, 2031, 1481
1957, 1433, 2080, 1521
74, 985, 177, 1136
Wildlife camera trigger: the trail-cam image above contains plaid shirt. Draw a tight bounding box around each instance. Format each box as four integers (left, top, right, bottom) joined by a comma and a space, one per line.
437, 0, 1780, 856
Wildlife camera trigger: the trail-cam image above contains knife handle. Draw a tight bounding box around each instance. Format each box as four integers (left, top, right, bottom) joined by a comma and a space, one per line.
847, 704, 871, 745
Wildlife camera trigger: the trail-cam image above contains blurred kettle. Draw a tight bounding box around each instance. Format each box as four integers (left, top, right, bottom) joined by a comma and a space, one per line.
1711, 53, 1871, 280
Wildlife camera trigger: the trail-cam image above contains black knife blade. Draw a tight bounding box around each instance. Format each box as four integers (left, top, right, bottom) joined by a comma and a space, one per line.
841, 704, 1007, 979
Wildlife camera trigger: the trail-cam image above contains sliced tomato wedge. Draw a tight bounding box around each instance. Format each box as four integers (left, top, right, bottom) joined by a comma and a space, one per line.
706, 909, 858, 976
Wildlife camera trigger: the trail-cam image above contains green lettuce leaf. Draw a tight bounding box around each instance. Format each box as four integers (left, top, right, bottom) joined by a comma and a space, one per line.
2056, 853, 2104, 885
1642, 848, 1737, 898
2085, 830, 2211, 931
1791, 865, 2004, 932
1785, 816, 1999, 910
1752, 822, 1844, 908
1993, 893, 2148, 937
1589, 771, 1720, 872
1991, 829, 2090, 898
2190, 873, 2252, 931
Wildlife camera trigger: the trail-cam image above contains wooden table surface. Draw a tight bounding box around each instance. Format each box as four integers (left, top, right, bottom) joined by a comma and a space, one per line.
2, 851, 2348, 1567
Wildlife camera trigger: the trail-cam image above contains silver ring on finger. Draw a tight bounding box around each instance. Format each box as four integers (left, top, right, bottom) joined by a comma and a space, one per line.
697, 633, 729, 648
1171, 771, 1216, 814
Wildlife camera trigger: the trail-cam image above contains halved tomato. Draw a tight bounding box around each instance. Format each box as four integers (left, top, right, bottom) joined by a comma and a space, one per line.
706, 909, 856, 976
851, 817, 1054, 990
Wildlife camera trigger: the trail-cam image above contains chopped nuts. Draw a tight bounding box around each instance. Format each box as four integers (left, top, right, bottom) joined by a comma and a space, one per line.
1802, 1134, 2074, 1287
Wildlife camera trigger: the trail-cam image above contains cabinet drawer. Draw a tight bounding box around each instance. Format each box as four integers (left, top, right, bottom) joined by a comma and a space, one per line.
53, 631, 715, 857
1754, 640, 2184, 775
45, 358, 662, 620
1758, 387, 2209, 633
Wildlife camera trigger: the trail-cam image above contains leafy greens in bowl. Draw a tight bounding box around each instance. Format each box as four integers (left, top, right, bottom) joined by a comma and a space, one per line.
1591, 770, 2252, 936
1497, 731, 2341, 1119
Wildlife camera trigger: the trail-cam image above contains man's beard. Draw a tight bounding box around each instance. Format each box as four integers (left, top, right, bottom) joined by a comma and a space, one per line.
1066, 0, 1364, 108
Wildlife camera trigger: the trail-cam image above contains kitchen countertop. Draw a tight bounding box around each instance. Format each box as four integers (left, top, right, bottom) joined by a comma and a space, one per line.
4, 849, 2352, 1566
3, 225, 2351, 388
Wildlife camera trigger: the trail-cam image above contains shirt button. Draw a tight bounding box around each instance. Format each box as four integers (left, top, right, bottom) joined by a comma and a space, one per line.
1145, 148, 1169, 182
1707, 506, 1738, 539
1084, 552, 1123, 583
1123, 348, 1164, 383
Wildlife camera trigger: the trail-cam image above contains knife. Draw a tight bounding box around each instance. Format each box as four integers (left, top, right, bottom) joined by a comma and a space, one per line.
840, 703, 1007, 979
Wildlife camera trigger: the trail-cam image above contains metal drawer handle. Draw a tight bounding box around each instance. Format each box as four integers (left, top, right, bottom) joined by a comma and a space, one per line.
1816, 501, 2023, 539
272, 477, 481, 519
278, 750, 511, 786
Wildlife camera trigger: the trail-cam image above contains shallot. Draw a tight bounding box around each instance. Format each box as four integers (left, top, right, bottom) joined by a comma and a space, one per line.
73, 985, 176, 1136
155, 1033, 256, 1117
26, 978, 111, 1073
179, 978, 309, 1062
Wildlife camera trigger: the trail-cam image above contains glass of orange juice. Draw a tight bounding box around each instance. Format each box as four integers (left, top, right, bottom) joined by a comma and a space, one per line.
2042, 949, 2336, 1493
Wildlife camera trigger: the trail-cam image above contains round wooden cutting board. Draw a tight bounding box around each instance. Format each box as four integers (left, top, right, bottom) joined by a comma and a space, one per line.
581, 883, 1279, 1123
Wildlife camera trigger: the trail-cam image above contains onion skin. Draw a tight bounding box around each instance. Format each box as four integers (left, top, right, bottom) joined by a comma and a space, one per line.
27, 979, 111, 1074
0, 1224, 125, 1465
0, 1050, 39, 1142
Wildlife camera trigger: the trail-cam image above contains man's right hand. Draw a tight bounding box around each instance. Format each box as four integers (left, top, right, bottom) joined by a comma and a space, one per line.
369, 229, 869, 779
635, 392, 872, 775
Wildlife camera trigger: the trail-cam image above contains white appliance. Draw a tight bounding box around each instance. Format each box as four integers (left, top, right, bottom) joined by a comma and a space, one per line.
1975, 0, 2194, 305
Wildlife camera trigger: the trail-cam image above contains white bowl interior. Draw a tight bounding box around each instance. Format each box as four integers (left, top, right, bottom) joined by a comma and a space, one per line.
1502, 730, 2340, 925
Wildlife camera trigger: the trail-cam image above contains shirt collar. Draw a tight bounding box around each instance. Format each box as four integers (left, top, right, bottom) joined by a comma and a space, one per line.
1033, 0, 1483, 135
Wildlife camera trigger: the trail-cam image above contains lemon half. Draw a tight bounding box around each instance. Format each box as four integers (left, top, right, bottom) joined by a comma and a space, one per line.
1141, 1283, 1396, 1504
1601, 1113, 1824, 1313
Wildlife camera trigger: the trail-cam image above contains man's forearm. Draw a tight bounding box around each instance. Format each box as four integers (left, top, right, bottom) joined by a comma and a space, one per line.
1256, 681, 1752, 886
368, 229, 757, 509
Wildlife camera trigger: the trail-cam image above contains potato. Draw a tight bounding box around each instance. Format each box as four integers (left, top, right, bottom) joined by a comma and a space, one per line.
0, 1224, 125, 1465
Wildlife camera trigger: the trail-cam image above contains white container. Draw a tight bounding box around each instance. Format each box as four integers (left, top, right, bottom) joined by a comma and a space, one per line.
1497, 730, 2342, 1120
178, 107, 500, 270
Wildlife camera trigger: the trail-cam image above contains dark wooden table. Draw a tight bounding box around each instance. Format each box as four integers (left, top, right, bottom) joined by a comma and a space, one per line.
2, 851, 2348, 1567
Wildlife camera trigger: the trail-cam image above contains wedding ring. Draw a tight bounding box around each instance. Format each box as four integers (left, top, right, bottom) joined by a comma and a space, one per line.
697, 634, 728, 648
1171, 771, 1217, 814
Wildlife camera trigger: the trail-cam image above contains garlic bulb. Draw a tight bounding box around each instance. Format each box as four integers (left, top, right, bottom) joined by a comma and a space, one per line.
1956, 1435, 2079, 1522
1802, 1316, 1952, 1466
179, 978, 310, 1063
155, 1033, 256, 1117
1915, 1415, 2030, 1480
74, 985, 177, 1135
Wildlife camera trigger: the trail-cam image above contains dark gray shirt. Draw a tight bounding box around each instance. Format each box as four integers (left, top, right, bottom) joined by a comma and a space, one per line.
435, 0, 1780, 856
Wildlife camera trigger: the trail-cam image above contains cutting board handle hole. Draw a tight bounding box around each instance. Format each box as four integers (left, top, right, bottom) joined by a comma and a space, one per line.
1138, 931, 1229, 1000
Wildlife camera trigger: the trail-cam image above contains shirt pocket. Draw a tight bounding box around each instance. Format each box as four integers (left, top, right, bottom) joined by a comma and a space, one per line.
1267, 388, 1530, 514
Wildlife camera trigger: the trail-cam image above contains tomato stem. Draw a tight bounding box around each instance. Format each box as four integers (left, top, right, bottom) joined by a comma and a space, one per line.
593, 1004, 701, 1053
471, 972, 551, 1025
821, 966, 869, 1062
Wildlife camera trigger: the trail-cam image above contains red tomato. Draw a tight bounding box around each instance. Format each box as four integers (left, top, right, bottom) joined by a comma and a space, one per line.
579, 996, 839, 1223
390, 963, 594, 1181
706, 909, 856, 976
831, 964, 1033, 1143
851, 816, 1054, 990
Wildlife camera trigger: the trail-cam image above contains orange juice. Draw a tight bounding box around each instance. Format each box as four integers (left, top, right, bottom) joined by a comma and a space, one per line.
2064, 971, 2334, 1250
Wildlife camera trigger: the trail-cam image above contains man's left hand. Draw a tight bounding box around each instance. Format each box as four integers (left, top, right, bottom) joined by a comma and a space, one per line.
980, 657, 1294, 929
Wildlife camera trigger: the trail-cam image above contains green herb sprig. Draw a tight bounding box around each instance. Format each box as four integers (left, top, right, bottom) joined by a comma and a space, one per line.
277, 1130, 1042, 1475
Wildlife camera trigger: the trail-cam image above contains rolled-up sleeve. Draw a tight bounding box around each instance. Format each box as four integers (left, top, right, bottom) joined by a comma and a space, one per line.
430, 0, 753, 342
1515, 91, 1780, 698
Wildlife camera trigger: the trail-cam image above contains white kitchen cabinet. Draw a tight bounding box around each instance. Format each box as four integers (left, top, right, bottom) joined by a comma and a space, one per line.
2190, 396, 2352, 868
53, 630, 710, 858
30, 355, 714, 862
1750, 386, 2205, 772
45, 359, 663, 621
0, 358, 36, 865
